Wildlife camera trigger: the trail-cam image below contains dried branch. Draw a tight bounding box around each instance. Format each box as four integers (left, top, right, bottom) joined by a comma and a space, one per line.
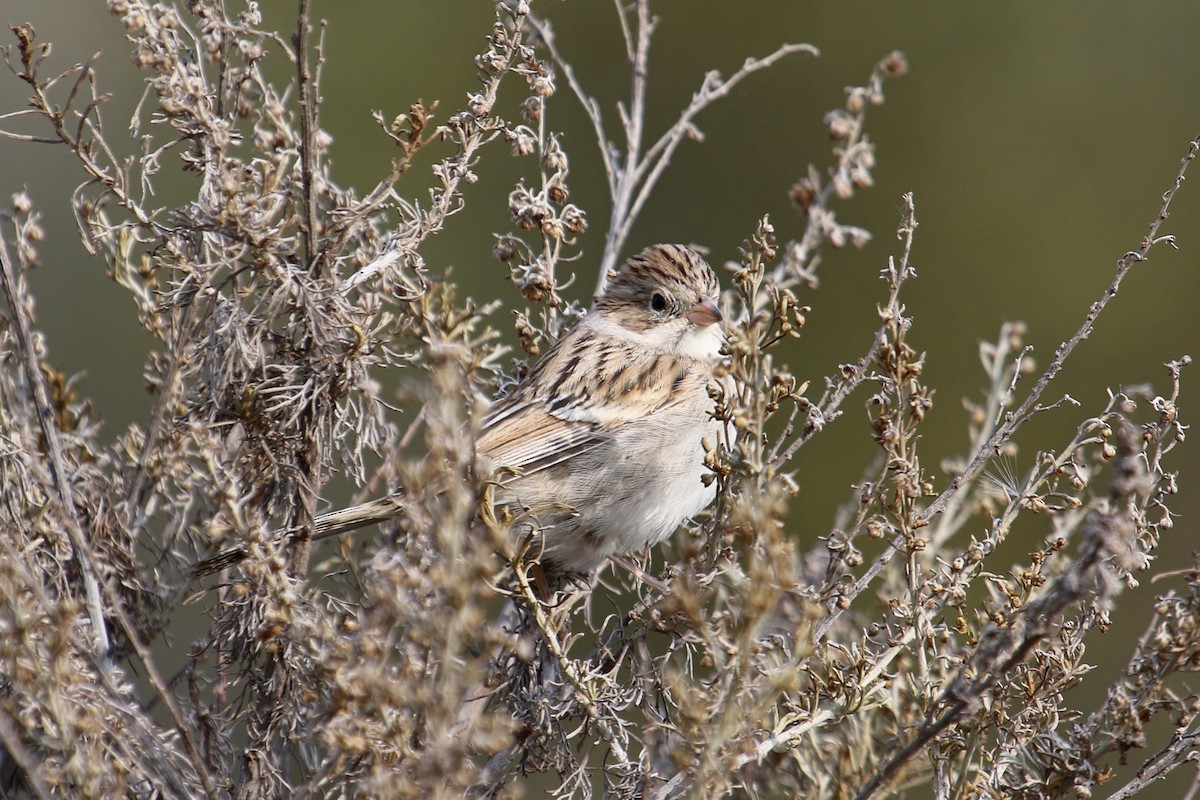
0, 228, 109, 656
820, 134, 1199, 639
526, 6, 817, 291
0, 3, 1196, 798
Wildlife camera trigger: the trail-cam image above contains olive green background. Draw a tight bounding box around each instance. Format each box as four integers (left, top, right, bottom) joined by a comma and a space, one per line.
3, 2, 1199, 795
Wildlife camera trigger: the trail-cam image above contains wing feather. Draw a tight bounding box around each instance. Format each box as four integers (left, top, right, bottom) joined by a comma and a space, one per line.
478, 323, 707, 477
478, 401, 606, 475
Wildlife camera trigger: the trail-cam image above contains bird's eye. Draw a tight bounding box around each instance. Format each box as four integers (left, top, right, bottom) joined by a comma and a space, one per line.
650, 292, 667, 312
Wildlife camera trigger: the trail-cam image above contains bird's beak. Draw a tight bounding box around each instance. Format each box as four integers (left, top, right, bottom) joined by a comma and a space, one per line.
687, 296, 722, 327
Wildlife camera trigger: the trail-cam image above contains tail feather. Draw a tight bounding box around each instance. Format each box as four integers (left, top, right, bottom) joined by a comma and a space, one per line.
187, 496, 403, 581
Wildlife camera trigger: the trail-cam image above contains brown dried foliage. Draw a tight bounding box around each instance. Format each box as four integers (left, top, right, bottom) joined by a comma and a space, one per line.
0, 2, 1196, 798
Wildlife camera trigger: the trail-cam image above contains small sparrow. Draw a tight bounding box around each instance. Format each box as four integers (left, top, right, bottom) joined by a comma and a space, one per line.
191, 243, 727, 579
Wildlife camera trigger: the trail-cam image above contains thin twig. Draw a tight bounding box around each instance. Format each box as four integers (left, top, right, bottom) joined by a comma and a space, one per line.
4, 212, 220, 796
818, 134, 1199, 641
0, 129, 58, 143
102, 593, 220, 800
510, 561, 633, 765
0, 225, 110, 657
526, 14, 616, 195
295, 0, 320, 273
613, 43, 819, 280
0, 705, 54, 800
853, 519, 1110, 800
772, 192, 918, 472
526, 9, 816, 292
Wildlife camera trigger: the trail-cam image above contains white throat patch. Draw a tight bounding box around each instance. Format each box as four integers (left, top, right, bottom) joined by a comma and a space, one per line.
581, 312, 724, 361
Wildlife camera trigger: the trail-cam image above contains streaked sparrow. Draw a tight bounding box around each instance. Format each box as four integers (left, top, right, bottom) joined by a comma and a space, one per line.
191, 243, 727, 578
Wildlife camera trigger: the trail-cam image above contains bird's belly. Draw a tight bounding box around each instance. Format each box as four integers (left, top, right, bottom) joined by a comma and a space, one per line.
502, 412, 721, 575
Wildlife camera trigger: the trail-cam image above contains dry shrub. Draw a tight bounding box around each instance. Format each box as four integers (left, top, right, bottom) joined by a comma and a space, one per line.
0, 2, 1196, 798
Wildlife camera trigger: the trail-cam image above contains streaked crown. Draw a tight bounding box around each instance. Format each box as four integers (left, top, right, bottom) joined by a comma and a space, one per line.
596, 244, 720, 326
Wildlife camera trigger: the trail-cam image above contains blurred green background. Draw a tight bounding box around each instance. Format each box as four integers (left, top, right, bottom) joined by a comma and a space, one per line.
2, 1, 1199, 795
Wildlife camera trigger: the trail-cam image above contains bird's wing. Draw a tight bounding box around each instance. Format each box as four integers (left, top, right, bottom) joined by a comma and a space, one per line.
478, 400, 606, 476
478, 326, 706, 476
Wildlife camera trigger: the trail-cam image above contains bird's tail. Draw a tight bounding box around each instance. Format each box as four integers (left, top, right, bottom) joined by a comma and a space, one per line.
187, 495, 403, 581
